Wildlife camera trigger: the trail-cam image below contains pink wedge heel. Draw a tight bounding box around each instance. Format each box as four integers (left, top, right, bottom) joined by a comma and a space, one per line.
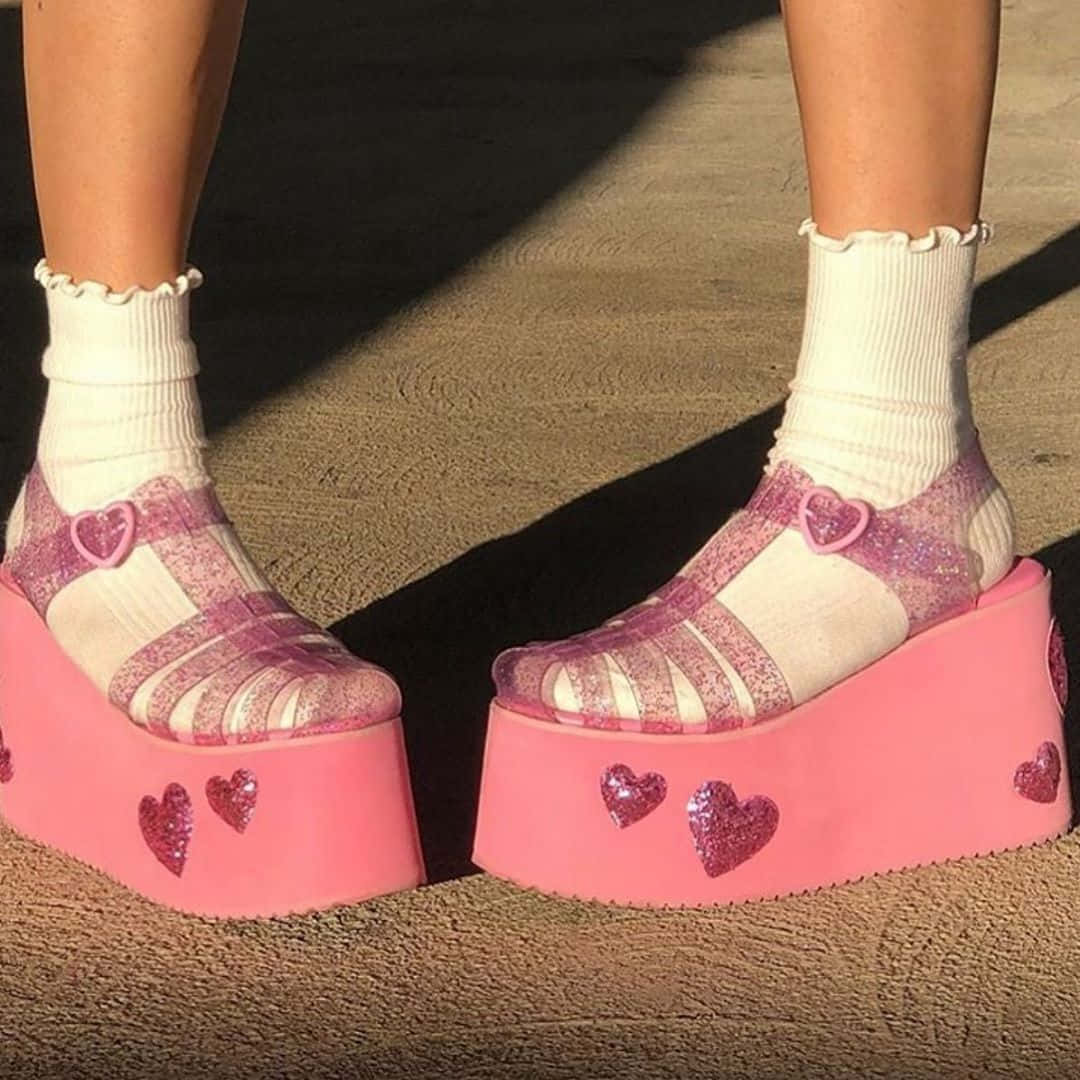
473, 557, 1072, 906
0, 567, 425, 917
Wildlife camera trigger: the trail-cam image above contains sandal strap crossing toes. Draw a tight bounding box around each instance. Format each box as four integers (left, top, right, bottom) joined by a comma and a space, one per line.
0, 466, 425, 916
473, 442, 1072, 905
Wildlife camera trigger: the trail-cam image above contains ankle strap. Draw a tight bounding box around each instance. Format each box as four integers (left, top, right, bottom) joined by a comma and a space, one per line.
6, 465, 228, 617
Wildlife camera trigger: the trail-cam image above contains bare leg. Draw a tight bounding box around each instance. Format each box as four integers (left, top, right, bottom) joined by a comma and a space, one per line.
23, 0, 246, 288
781, 0, 1000, 236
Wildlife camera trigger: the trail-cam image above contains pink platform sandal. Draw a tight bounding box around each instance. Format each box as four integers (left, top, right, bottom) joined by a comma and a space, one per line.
473, 443, 1072, 906
0, 466, 425, 917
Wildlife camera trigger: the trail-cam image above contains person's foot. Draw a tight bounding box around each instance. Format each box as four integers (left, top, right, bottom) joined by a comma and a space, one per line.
6, 463, 399, 743
494, 221, 1015, 732
493, 438, 1010, 732
4, 262, 398, 744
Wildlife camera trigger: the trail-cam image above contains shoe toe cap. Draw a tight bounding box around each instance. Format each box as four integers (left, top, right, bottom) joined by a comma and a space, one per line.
291, 660, 402, 734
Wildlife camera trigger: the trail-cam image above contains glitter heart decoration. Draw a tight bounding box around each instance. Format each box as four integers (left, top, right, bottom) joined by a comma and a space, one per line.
600, 764, 667, 828
0, 728, 12, 784
797, 486, 871, 555
687, 780, 779, 877
1014, 742, 1061, 804
70, 501, 137, 569
139, 782, 194, 876
206, 769, 258, 833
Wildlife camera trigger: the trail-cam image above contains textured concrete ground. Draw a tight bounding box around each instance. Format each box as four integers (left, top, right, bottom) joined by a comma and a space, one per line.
1, 1, 1079, 1077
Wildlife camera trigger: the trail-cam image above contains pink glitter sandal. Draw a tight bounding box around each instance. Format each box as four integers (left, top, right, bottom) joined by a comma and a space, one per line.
473, 445, 1072, 905
0, 466, 424, 917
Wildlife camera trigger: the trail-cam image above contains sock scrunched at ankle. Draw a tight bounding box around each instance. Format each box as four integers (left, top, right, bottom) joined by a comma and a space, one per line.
769, 219, 1014, 589
9, 260, 208, 529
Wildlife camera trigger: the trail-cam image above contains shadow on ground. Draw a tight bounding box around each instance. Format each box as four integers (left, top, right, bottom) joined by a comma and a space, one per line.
0, 1, 1078, 882
0, 0, 780, 506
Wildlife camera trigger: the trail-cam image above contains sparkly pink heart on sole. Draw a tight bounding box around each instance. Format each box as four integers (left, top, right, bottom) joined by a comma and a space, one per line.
687, 780, 779, 877
1014, 742, 1061, 804
206, 769, 258, 833
0, 727, 12, 784
797, 486, 871, 555
139, 783, 194, 876
70, 501, 137, 569
600, 764, 666, 828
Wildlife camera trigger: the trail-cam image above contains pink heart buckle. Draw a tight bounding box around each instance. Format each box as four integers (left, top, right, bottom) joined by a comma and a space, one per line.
1014, 741, 1062, 804
70, 501, 137, 569
601, 764, 666, 828
206, 769, 258, 833
797, 486, 871, 555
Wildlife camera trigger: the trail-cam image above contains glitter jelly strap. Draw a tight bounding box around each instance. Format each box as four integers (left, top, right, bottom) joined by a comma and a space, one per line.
6, 463, 229, 617
744, 441, 994, 633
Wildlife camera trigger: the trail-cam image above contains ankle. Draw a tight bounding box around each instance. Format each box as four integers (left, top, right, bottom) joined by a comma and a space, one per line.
36, 376, 208, 511
36, 260, 202, 383
25, 259, 209, 516
770, 396, 977, 506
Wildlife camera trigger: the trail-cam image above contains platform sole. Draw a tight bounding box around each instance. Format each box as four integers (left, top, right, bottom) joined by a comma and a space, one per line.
473, 558, 1072, 906
0, 571, 425, 918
